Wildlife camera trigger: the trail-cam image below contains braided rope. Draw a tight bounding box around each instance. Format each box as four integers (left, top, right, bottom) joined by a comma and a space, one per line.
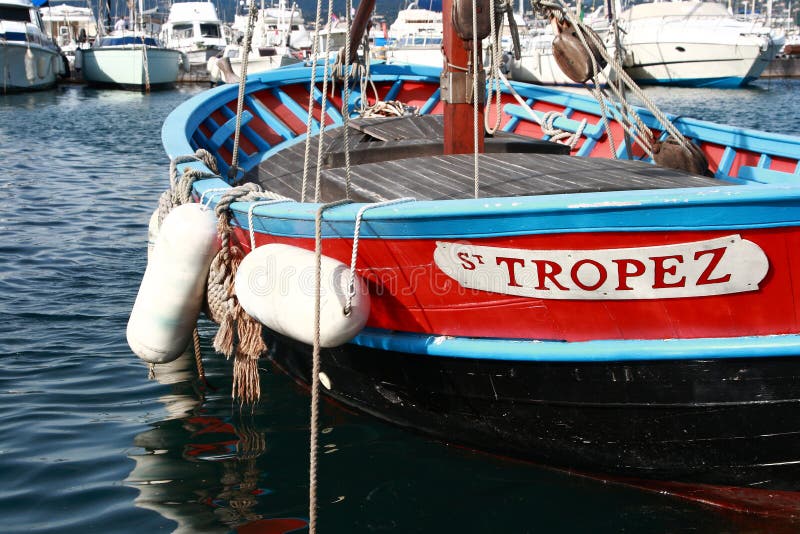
300, 0, 326, 203
204, 183, 286, 404
341, 0, 353, 200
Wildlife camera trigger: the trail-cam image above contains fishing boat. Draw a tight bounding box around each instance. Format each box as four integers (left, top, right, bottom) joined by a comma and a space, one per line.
132, 0, 800, 517
0, 0, 64, 93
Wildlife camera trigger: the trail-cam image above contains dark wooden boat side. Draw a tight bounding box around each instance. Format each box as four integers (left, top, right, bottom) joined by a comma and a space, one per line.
268, 333, 800, 498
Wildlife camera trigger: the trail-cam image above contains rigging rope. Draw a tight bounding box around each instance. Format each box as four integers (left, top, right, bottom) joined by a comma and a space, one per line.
229, 0, 259, 183
531, 0, 694, 156
471, 0, 480, 199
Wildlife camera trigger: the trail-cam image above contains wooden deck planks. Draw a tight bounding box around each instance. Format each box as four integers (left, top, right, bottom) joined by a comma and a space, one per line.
246, 115, 728, 203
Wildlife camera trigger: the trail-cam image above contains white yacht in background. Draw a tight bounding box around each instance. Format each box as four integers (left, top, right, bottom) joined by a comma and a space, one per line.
0, 0, 63, 92
230, 0, 311, 49
212, 0, 306, 81
383, 2, 442, 66
384, 30, 442, 67
40, 0, 98, 71
160, 1, 230, 66
387, 1, 442, 40
602, 1, 778, 87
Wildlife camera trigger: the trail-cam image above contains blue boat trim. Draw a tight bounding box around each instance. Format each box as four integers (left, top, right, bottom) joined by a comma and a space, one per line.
161, 65, 800, 239
350, 328, 800, 361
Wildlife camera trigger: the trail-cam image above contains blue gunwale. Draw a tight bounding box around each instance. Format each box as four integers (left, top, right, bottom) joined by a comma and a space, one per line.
351, 328, 800, 362
163, 63, 800, 240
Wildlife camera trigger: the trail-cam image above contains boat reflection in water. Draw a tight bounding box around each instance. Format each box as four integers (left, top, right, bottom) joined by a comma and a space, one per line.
124, 349, 307, 533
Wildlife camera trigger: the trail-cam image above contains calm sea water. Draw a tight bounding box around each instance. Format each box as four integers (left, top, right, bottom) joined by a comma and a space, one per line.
1, 79, 799, 534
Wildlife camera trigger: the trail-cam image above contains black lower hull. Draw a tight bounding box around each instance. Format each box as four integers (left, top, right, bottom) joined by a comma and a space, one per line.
270, 335, 800, 499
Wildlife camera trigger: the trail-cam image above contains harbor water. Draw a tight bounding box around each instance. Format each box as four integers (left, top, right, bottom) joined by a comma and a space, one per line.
1, 80, 799, 533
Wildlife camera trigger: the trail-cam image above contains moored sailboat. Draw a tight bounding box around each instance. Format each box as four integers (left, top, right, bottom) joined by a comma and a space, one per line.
80, 0, 183, 90
132, 0, 800, 517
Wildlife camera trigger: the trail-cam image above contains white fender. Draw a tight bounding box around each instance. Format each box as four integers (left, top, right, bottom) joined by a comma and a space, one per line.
127, 204, 220, 364
74, 48, 83, 70
37, 54, 48, 78
180, 52, 191, 73
235, 244, 371, 347
24, 48, 36, 83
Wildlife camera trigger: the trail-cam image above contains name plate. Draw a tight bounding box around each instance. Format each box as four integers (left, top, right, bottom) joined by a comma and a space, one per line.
433, 235, 768, 300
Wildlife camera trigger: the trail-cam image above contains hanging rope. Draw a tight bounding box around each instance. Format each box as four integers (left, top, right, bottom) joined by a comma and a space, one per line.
229, 0, 259, 183
471, 0, 480, 200
246, 198, 292, 251
309, 198, 351, 534
205, 183, 286, 404
157, 149, 219, 225
484, 0, 504, 136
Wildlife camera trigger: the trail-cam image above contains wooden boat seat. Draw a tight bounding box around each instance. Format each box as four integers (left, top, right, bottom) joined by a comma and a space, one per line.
246, 115, 727, 202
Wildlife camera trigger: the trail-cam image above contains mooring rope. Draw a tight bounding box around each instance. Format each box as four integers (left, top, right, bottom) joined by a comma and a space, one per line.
141, 35, 151, 93
309, 199, 351, 534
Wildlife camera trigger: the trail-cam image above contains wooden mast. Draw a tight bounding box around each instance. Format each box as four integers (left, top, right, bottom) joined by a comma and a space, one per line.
442, 0, 485, 154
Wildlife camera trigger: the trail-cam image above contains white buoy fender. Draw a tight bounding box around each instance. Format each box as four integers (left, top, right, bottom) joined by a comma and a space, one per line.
180, 52, 191, 73
74, 48, 83, 70
127, 203, 220, 364
24, 48, 36, 83
235, 243, 371, 347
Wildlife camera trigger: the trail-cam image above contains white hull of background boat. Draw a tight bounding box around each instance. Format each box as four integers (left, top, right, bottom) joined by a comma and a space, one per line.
610, 1, 777, 88
223, 47, 303, 78
623, 39, 776, 88
0, 42, 60, 92
81, 46, 182, 90
384, 44, 443, 68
